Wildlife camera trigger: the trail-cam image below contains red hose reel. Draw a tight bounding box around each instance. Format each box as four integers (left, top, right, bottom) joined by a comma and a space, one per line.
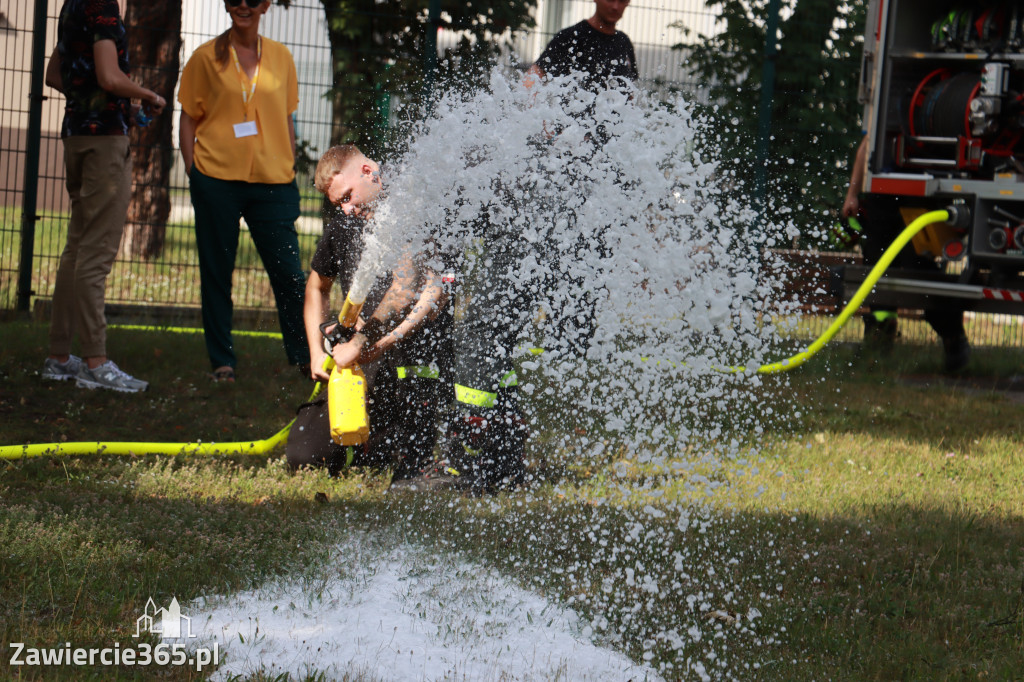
899, 67, 1020, 171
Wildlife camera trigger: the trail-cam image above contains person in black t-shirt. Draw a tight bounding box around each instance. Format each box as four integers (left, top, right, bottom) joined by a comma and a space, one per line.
521, 0, 638, 365
287, 145, 453, 479
527, 0, 637, 90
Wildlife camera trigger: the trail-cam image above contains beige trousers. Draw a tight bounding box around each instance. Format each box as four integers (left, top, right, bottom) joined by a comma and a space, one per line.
48, 135, 131, 358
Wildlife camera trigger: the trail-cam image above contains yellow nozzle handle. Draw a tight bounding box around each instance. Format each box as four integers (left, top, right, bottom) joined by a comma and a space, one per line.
338, 297, 363, 329
322, 355, 336, 373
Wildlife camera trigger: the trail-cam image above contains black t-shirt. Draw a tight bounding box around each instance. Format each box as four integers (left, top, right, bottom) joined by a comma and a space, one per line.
310, 208, 451, 366
310, 210, 375, 294
537, 21, 638, 89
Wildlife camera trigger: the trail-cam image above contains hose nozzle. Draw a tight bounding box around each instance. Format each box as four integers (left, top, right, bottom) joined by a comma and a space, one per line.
338, 296, 363, 329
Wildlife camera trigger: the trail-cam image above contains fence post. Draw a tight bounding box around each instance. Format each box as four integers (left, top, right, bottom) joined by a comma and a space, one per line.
422, 0, 441, 106
754, 0, 782, 214
17, 0, 50, 314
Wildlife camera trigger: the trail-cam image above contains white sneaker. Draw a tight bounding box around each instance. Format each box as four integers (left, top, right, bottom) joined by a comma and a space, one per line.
42, 355, 83, 381
76, 361, 149, 393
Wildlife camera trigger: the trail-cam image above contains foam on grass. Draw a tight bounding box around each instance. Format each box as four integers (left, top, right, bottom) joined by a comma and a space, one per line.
190, 534, 662, 682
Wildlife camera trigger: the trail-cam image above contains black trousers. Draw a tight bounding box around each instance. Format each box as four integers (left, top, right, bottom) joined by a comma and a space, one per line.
859, 193, 966, 340
445, 226, 536, 486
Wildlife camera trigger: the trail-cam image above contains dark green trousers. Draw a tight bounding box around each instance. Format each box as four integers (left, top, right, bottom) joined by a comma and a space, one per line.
188, 167, 307, 370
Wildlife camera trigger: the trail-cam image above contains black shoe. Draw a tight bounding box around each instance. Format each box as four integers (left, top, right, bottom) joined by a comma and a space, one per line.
942, 334, 970, 372
388, 461, 465, 493
390, 454, 430, 483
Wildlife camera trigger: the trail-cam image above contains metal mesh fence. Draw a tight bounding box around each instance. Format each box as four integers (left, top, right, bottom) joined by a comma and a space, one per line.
0, 0, 46, 317
2, 0, 1023, 349
0, 0, 338, 320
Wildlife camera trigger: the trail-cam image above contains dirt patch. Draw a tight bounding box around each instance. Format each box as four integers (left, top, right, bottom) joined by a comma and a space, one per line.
899, 374, 1024, 404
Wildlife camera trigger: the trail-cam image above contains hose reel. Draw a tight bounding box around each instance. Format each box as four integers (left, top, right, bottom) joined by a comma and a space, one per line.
898, 64, 1020, 171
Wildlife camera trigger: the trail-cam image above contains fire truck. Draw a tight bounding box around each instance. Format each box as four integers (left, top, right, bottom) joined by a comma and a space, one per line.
838, 0, 1024, 313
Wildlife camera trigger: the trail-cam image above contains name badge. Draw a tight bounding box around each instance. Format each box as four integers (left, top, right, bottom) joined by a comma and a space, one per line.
233, 120, 258, 138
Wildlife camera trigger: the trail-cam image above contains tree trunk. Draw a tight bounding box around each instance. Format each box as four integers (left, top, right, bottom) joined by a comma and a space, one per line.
122, 0, 182, 260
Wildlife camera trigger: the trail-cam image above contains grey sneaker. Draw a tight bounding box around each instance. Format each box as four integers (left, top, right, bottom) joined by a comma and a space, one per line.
42, 355, 83, 381
76, 361, 149, 393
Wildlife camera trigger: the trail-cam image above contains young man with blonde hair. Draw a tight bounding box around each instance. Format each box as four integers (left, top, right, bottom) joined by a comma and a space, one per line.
287, 145, 453, 481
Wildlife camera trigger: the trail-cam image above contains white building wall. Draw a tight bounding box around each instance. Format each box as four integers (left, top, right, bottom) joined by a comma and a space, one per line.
1, 0, 64, 135
3, 0, 716, 179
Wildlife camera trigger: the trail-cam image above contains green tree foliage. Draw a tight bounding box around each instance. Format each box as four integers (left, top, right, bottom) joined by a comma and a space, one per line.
675, 0, 865, 244
319, 0, 537, 156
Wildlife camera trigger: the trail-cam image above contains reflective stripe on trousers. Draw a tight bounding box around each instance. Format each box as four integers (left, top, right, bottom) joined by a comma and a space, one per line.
454, 370, 518, 408
396, 364, 440, 380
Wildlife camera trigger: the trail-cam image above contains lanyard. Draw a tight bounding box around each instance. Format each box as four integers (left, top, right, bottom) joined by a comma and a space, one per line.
229, 36, 261, 120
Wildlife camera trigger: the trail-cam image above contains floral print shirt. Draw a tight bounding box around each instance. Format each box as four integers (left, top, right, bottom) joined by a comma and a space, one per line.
58, 0, 130, 136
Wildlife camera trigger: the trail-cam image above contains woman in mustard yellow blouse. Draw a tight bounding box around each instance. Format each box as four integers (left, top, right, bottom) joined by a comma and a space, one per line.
178, 0, 306, 382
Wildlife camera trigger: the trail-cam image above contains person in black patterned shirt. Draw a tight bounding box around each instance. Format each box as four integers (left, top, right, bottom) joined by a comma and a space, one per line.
41, 0, 165, 393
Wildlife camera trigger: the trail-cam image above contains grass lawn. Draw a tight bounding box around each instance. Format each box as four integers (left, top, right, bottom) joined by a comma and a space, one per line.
1, 320, 1023, 680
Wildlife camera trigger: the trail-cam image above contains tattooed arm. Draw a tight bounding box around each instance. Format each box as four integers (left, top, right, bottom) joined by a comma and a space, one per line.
331, 253, 422, 368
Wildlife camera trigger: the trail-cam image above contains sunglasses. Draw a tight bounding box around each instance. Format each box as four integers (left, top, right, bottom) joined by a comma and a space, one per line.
227, 0, 265, 8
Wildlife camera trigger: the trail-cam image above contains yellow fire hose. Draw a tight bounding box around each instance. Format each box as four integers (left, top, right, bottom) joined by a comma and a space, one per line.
0, 209, 955, 460
110, 325, 283, 339
0, 380, 322, 461
741, 209, 951, 374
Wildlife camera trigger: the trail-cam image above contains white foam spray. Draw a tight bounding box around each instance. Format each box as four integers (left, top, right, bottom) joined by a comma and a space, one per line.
356, 66, 798, 461
190, 534, 663, 682
331, 65, 805, 678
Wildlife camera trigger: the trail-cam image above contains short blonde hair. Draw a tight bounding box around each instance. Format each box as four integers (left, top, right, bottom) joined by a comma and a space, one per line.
313, 144, 362, 194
